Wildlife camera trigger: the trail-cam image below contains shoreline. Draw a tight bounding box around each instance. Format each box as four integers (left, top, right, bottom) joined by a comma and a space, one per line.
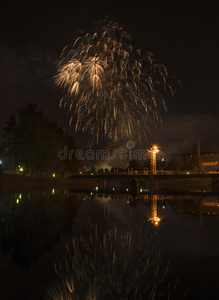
0, 173, 217, 194
0, 173, 97, 194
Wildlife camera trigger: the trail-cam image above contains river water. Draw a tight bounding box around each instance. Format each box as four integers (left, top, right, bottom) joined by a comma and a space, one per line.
0, 190, 219, 299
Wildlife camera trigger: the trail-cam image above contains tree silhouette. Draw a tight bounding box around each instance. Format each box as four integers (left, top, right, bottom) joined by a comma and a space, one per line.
1, 104, 80, 176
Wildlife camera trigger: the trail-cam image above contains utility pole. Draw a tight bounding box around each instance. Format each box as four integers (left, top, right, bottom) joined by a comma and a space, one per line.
197, 124, 201, 173
197, 123, 200, 159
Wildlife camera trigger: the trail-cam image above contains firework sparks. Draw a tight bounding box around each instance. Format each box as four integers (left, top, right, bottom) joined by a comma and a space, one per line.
55, 19, 177, 145
46, 211, 180, 300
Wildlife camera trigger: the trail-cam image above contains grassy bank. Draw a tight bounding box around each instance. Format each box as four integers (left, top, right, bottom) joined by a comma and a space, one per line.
0, 173, 97, 194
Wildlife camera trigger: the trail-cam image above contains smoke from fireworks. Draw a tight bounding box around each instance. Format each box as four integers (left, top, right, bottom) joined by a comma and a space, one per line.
55, 19, 177, 145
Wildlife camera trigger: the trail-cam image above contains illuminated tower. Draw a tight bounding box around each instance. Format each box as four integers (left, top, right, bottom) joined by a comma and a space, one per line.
148, 194, 161, 226
148, 145, 159, 175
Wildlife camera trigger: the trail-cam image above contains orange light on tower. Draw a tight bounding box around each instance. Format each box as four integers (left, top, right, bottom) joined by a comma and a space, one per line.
148, 145, 159, 175
148, 195, 161, 226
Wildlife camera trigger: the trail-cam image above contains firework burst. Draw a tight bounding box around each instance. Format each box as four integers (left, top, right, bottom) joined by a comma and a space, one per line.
55, 19, 177, 145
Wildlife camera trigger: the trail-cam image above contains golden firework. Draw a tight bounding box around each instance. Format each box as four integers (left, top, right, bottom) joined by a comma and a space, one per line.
55, 19, 176, 145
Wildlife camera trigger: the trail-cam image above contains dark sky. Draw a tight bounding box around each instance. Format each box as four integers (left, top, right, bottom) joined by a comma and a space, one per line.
0, 0, 218, 162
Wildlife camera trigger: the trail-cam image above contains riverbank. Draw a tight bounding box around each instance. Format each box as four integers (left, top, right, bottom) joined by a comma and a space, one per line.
157, 178, 213, 192
0, 173, 97, 194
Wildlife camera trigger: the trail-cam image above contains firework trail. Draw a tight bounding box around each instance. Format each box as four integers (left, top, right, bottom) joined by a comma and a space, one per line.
55, 19, 177, 145
46, 212, 180, 300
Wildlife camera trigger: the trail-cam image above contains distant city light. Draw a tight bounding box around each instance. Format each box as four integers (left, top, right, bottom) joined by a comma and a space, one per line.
0, 160, 2, 164
19, 194, 22, 199
19, 167, 23, 172
95, 186, 98, 191
16, 199, 19, 204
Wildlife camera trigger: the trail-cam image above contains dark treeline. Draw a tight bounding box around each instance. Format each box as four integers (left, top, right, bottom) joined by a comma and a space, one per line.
1, 104, 80, 176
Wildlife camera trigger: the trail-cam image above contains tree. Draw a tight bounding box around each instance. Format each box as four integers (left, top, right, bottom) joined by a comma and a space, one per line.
1, 104, 80, 176
1, 114, 17, 171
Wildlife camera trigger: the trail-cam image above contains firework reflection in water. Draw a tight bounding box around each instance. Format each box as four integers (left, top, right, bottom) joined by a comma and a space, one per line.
46, 211, 179, 300
55, 19, 178, 145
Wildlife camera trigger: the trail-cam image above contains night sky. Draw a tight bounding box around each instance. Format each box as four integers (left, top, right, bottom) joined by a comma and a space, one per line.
1, 0, 218, 162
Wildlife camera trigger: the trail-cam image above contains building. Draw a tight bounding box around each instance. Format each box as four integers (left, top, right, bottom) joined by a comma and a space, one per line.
172, 152, 219, 171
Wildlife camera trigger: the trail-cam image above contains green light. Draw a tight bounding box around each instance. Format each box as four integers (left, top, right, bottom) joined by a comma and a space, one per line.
91, 173, 93, 175
52, 188, 55, 194
91, 192, 93, 195
19, 194, 22, 199
52, 173, 56, 178
16, 199, 19, 204
140, 189, 143, 193
19, 167, 23, 172
95, 186, 98, 191
186, 172, 190, 175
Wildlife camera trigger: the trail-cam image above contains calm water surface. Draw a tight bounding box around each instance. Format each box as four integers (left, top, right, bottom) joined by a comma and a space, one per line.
0, 190, 219, 299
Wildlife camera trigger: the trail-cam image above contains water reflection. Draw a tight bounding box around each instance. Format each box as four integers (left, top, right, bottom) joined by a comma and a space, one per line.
46, 211, 179, 300
0, 190, 218, 299
108, 192, 219, 216
0, 190, 82, 269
